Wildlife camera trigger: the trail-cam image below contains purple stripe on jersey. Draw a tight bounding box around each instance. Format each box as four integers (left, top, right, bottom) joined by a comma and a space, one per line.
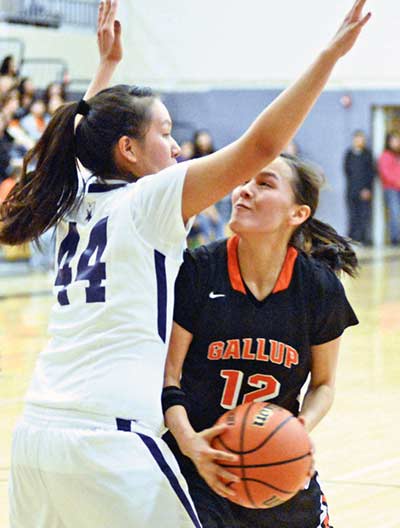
154, 250, 167, 342
87, 183, 127, 193
137, 433, 202, 528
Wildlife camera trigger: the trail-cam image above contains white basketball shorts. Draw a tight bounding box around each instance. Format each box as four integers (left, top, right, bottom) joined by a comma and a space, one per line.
9, 405, 202, 528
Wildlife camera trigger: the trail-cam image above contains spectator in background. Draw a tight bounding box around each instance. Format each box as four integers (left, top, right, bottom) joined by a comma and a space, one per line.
0, 112, 12, 183
20, 99, 50, 141
188, 129, 224, 247
0, 55, 18, 95
16, 77, 36, 118
46, 94, 65, 116
192, 129, 214, 158
1, 90, 34, 153
344, 130, 374, 245
0, 55, 18, 78
378, 132, 400, 246
43, 81, 66, 105
177, 139, 194, 162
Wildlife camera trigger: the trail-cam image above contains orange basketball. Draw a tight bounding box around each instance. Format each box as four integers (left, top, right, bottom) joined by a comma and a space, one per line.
212, 401, 313, 509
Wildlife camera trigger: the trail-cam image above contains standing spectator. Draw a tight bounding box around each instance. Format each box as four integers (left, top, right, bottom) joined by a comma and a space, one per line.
344, 130, 374, 245
377, 132, 400, 246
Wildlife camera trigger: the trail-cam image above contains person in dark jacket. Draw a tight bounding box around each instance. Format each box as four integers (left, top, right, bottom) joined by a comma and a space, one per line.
344, 130, 375, 245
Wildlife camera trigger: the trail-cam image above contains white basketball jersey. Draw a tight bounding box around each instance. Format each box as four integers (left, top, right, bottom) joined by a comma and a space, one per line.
26, 162, 191, 433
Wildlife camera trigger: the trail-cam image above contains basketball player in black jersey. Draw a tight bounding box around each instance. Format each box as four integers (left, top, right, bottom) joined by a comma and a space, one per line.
162, 154, 359, 528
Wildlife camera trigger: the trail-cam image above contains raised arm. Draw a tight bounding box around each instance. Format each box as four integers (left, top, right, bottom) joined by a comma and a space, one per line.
75, 0, 122, 130
84, 0, 122, 100
182, 0, 371, 221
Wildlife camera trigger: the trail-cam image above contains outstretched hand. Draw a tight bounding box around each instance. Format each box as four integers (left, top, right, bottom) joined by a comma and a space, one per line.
327, 0, 371, 59
97, 0, 122, 64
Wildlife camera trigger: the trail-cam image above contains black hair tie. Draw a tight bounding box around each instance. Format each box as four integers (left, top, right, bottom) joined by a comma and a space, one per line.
76, 99, 90, 117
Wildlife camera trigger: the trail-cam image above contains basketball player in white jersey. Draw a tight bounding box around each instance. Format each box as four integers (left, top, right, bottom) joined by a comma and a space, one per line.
1, 1, 370, 526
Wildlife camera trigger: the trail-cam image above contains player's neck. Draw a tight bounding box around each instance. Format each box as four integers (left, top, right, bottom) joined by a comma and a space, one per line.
237, 235, 289, 301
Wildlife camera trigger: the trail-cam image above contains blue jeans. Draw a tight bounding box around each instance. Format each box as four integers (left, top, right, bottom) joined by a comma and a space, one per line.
384, 189, 400, 244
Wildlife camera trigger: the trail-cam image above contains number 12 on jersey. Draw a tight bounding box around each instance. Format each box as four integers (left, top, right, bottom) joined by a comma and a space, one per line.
55, 218, 108, 306
220, 370, 281, 409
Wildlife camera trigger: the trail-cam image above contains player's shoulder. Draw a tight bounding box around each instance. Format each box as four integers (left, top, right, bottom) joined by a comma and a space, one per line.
185, 238, 228, 266
296, 251, 344, 295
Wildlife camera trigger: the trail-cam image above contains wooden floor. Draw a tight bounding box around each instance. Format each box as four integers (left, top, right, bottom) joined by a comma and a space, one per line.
0, 248, 399, 528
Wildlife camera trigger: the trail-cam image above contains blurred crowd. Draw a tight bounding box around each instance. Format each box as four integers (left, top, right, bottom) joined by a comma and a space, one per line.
0, 54, 67, 270
1, 50, 400, 275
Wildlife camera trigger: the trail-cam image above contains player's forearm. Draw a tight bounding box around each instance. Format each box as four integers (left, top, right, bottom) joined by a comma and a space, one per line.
165, 406, 197, 457
242, 49, 338, 162
84, 59, 119, 101
298, 383, 335, 432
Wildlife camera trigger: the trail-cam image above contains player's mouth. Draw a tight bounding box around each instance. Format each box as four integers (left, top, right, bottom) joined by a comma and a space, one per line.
234, 202, 251, 210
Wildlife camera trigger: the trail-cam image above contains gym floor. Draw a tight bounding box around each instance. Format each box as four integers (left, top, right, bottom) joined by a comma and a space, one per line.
1, 246, 399, 528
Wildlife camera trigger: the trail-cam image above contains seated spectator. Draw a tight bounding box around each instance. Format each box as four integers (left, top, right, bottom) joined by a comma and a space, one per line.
20, 99, 50, 141
16, 77, 36, 119
44, 81, 66, 105
0, 55, 18, 78
46, 94, 65, 116
1, 91, 34, 153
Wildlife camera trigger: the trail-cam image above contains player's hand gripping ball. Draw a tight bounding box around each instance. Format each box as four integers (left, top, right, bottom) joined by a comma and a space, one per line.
211, 402, 313, 508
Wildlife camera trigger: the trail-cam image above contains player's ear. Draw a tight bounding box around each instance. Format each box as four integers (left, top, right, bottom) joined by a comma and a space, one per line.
116, 135, 137, 164
289, 204, 311, 227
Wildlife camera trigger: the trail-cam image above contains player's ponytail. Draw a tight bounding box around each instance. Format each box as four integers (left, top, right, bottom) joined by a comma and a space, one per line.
0, 101, 79, 245
283, 153, 359, 277
297, 217, 358, 277
0, 85, 156, 245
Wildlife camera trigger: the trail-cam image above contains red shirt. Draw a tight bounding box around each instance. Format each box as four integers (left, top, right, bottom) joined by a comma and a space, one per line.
378, 150, 400, 191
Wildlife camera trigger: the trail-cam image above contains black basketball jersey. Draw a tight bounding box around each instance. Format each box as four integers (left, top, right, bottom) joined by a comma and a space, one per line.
173, 235, 358, 432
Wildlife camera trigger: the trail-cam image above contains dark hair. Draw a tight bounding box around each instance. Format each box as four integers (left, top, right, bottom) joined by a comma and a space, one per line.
192, 129, 215, 158
0, 84, 157, 245
282, 153, 358, 277
43, 82, 66, 105
384, 131, 400, 152
0, 55, 15, 76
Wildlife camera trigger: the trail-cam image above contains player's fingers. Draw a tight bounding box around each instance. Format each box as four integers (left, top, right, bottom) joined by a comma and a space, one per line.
347, 0, 366, 21
101, 0, 111, 26
203, 422, 229, 440
217, 467, 240, 483
356, 10, 372, 28
114, 19, 121, 36
97, 1, 105, 27
210, 448, 238, 463
212, 479, 236, 498
104, 0, 118, 25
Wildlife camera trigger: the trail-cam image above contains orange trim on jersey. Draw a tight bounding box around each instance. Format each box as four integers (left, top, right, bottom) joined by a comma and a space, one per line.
227, 235, 298, 295
272, 245, 298, 294
227, 235, 246, 294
